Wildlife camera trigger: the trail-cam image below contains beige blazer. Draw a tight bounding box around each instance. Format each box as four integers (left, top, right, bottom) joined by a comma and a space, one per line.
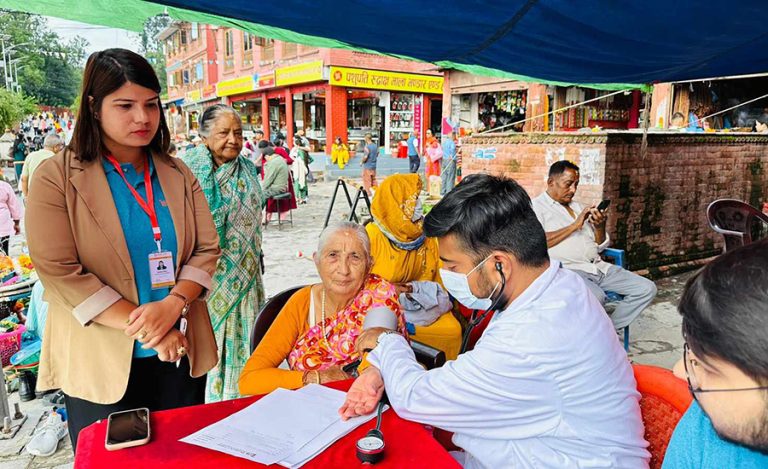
26, 149, 222, 404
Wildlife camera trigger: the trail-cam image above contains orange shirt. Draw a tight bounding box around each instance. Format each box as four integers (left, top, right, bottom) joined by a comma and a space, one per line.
239, 286, 312, 396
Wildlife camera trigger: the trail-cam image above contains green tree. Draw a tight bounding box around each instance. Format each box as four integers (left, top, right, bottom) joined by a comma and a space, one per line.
0, 11, 88, 107
0, 88, 37, 131
137, 15, 172, 94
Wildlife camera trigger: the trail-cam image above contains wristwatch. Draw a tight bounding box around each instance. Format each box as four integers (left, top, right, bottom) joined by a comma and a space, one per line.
376, 330, 401, 347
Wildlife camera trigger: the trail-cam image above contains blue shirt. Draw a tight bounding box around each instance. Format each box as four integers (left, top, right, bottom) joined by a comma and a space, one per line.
102, 156, 178, 358
363, 143, 378, 170
406, 136, 418, 156
442, 138, 457, 161
662, 401, 768, 469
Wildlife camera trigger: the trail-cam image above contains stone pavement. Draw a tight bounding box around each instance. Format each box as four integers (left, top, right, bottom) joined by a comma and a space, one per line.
0, 177, 689, 468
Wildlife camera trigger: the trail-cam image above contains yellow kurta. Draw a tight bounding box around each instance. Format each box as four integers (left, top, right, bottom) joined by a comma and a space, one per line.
366, 174, 462, 359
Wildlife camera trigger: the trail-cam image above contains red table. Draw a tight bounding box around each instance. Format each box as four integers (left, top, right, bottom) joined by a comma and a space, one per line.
75, 380, 459, 469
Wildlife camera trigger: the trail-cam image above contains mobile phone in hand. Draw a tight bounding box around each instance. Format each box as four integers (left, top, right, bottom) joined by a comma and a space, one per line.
596, 199, 611, 212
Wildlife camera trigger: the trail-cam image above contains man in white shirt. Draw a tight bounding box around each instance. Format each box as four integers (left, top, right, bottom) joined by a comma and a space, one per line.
532, 160, 656, 331
341, 174, 649, 469
21, 134, 63, 197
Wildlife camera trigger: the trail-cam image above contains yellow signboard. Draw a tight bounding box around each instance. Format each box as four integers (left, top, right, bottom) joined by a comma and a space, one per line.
217, 75, 257, 97
330, 66, 444, 94
186, 89, 202, 102
275, 61, 324, 87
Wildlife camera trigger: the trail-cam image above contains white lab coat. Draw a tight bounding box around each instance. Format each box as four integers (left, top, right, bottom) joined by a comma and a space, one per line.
368, 262, 649, 469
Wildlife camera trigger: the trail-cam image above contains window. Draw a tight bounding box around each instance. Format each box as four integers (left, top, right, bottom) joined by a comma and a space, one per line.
243, 32, 253, 52
282, 42, 298, 59
261, 37, 275, 62
195, 62, 204, 81
225, 30, 234, 57
182, 69, 190, 85
190, 22, 199, 41
180, 30, 188, 46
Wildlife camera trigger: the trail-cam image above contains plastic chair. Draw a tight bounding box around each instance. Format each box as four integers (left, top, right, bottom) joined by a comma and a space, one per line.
707, 199, 768, 252
603, 248, 630, 351
632, 364, 693, 469
250, 286, 446, 370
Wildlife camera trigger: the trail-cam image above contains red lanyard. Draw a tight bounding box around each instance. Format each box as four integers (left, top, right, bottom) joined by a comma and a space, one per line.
105, 154, 162, 247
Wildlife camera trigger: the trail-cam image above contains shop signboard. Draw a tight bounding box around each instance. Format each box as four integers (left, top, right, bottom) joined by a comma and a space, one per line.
275, 61, 324, 87
217, 74, 258, 97
203, 84, 217, 97
330, 66, 444, 94
258, 72, 275, 88
186, 89, 202, 103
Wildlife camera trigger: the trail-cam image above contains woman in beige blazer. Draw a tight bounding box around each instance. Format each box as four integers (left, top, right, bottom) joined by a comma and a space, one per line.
26, 49, 221, 450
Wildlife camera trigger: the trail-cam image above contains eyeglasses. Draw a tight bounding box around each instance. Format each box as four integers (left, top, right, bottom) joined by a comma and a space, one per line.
683, 343, 768, 398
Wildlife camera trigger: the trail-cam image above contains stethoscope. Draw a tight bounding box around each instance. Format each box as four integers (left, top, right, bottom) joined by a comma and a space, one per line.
355, 399, 387, 464
459, 262, 507, 354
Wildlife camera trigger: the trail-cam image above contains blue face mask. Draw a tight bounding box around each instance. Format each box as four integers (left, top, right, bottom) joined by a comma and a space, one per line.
440, 254, 501, 310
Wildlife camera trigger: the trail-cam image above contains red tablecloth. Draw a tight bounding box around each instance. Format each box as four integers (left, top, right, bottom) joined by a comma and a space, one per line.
75, 380, 459, 469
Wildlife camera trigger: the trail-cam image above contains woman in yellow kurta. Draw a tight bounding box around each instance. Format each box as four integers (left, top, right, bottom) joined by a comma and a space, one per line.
331, 137, 350, 170
366, 174, 462, 359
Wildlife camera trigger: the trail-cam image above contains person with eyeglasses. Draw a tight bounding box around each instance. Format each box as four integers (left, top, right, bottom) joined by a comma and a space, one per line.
663, 239, 768, 468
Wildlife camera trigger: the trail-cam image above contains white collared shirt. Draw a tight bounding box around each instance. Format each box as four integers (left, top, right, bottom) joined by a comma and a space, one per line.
368, 263, 649, 469
532, 191, 611, 275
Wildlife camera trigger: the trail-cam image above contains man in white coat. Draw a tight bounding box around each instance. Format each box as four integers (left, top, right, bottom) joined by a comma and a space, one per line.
341, 174, 650, 469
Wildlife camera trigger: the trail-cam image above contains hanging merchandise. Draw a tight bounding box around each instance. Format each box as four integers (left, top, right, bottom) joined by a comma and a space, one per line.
477, 90, 527, 131
389, 93, 416, 152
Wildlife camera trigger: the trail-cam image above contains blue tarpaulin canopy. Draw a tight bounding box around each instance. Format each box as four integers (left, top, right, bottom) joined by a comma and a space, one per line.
3, 1, 768, 85
151, 1, 768, 84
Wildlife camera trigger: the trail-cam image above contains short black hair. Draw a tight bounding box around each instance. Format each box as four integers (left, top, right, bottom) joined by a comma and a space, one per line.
257, 140, 272, 149
423, 174, 549, 267
548, 160, 580, 178
679, 239, 768, 383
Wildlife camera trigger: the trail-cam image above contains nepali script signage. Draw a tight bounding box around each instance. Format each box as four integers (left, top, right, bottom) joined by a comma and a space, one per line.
330, 66, 444, 94
275, 61, 324, 87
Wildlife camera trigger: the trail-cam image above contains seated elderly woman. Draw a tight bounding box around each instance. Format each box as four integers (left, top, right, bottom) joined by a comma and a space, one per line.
366, 174, 461, 359
238, 221, 408, 396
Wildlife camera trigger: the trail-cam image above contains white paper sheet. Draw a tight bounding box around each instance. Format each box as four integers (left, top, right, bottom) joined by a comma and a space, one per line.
180, 385, 383, 468
278, 385, 386, 468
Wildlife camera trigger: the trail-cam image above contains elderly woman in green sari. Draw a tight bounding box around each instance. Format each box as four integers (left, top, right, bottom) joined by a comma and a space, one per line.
182, 104, 265, 402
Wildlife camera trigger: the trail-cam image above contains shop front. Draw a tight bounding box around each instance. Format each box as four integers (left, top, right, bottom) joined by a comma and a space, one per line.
182, 85, 220, 135
274, 61, 326, 146
329, 66, 444, 155
218, 74, 264, 134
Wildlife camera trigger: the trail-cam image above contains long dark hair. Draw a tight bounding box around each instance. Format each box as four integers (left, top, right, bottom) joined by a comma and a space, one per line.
69, 48, 170, 161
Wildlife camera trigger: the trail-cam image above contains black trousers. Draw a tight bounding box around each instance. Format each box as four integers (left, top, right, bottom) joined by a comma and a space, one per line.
64, 355, 206, 451
408, 154, 420, 173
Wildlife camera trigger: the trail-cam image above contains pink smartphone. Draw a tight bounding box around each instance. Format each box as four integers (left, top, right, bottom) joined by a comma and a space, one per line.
104, 408, 151, 451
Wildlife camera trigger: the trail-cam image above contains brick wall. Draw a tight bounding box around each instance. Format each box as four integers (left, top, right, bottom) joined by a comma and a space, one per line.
460, 132, 768, 274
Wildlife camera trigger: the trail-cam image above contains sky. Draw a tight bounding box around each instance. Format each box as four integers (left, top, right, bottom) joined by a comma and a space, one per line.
45, 17, 140, 56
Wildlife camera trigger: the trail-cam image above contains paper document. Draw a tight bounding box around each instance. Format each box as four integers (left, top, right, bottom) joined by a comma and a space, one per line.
279, 385, 385, 468
181, 385, 384, 467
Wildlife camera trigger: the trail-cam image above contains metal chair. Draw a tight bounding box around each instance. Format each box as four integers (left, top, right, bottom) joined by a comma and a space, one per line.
267, 192, 293, 230
250, 286, 446, 370
706, 199, 768, 252
603, 248, 630, 351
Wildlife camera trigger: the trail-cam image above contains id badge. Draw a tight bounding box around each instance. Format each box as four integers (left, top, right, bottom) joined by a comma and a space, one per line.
148, 251, 176, 289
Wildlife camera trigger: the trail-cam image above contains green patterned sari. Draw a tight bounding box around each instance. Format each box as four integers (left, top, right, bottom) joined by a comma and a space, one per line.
182, 145, 265, 402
